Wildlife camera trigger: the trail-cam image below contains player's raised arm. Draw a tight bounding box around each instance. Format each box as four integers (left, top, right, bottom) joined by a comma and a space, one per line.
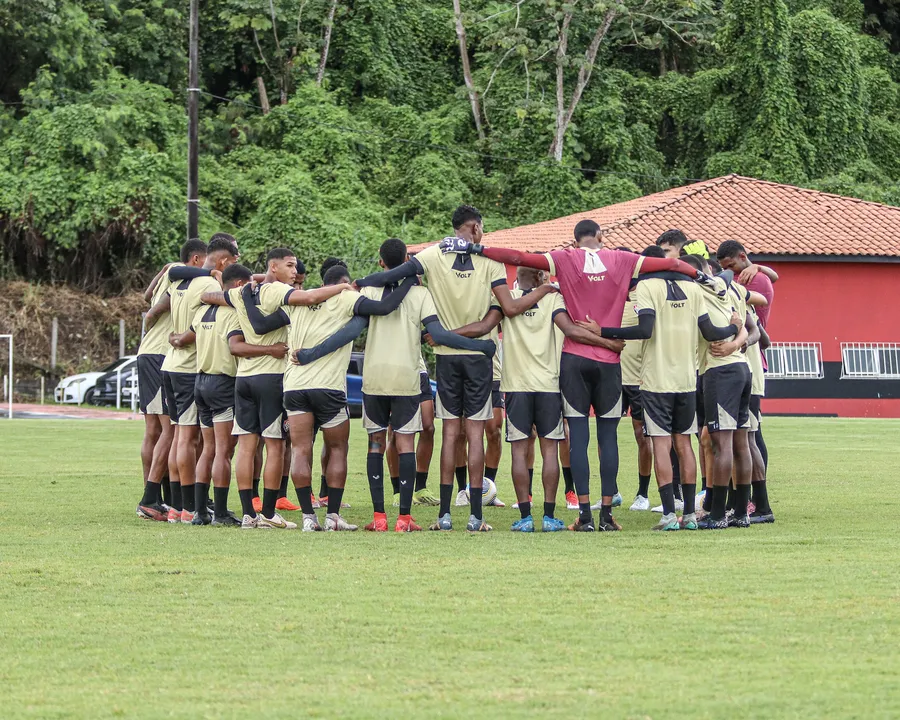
355, 258, 422, 287
353, 276, 417, 317
144, 294, 171, 329
293, 316, 370, 366
200, 291, 229, 306
168, 265, 215, 283
698, 312, 741, 342
440, 238, 552, 271
491, 282, 556, 318
285, 282, 354, 306
143, 263, 172, 303
240, 284, 292, 334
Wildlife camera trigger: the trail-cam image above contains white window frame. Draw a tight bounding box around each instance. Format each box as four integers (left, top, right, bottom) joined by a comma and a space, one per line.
840, 343, 900, 379
764, 342, 823, 379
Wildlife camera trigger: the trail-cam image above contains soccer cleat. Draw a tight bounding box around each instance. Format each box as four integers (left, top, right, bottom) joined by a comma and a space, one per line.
413, 489, 440, 506
695, 489, 707, 506
454, 489, 470, 506
302, 513, 323, 532
429, 513, 452, 531
598, 515, 622, 532
191, 513, 212, 526
275, 497, 301, 512
311, 495, 324, 510
728, 513, 751, 529
394, 514, 423, 532
251, 496, 263, 513
325, 513, 358, 531
466, 515, 492, 532
487, 495, 506, 507
749, 510, 775, 524
629, 495, 650, 511
651, 499, 685, 513
510, 516, 535, 533
542, 516, 566, 532
241, 514, 258, 529
257, 512, 297, 529
511, 495, 532, 510
392, 493, 400, 507
569, 517, 595, 532
612, 493, 623, 508
565, 491, 579, 510
211, 512, 242, 527
365, 512, 389, 532
651, 512, 680, 531
699, 516, 729, 530
167, 507, 181, 524
180, 509, 196, 524
136, 503, 168, 522
320, 497, 351, 509
679, 513, 699, 530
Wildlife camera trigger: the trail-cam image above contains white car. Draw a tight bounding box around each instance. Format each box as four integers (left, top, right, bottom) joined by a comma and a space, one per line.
54, 357, 136, 405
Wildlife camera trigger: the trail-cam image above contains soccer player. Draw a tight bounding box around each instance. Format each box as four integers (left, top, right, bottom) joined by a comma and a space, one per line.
354, 205, 548, 532
746, 305, 774, 523
592, 262, 743, 530
443, 218, 710, 531
656, 228, 689, 258
202, 248, 350, 529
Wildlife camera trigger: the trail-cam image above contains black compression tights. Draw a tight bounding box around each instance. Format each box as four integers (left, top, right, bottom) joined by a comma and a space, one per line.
567, 416, 620, 498
755, 425, 768, 470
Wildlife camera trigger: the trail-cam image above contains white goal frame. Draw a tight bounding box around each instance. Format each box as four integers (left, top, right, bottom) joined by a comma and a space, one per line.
0, 334, 12, 419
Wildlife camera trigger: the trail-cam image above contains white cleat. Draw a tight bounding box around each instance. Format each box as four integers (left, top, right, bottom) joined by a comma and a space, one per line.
454, 489, 470, 507
488, 496, 506, 507
630, 495, 651, 511
301, 513, 323, 532
257, 512, 297, 529
325, 513, 358, 531
651, 499, 684, 513
241, 514, 258, 529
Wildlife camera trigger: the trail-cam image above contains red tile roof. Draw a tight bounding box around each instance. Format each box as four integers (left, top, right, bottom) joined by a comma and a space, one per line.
409, 175, 900, 258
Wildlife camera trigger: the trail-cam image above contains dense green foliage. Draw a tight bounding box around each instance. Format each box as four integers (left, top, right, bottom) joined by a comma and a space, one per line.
1, 0, 899, 289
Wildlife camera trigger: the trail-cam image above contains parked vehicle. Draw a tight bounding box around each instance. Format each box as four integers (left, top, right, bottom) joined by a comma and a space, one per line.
54, 356, 136, 405
89, 356, 139, 406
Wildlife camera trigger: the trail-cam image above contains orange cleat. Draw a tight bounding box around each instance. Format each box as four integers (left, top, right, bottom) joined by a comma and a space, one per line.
167, 507, 181, 524
275, 497, 300, 512
365, 512, 389, 532
252, 496, 263, 513
394, 514, 423, 532
565, 491, 578, 510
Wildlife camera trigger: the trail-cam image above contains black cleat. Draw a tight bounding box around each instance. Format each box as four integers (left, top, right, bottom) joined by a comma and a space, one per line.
749, 510, 775, 524
568, 518, 595, 532
598, 515, 622, 532
137, 503, 168, 522
211, 511, 242, 527
699, 516, 729, 530
728, 513, 751, 528
191, 513, 212, 526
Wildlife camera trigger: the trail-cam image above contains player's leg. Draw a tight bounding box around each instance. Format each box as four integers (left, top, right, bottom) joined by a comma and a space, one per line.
138, 412, 174, 520
274, 428, 300, 511
252, 437, 264, 510
286, 404, 320, 530
141, 414, 162, 484
363, 394, 389, 531
671, 391, 699, 528
432, 355, 465, 528
385, 427, 400, 505
322, 410, 355, 531
748, 396, 773, 522
194, 424, 215, 523
435, 417, 462, 529
560, 421, 576, 510
413, 397, 437, 505
729, 368, 754, 527
559, 354, 594, 530
454, 429, 469, 505
533, 392, 565, 532
318, 442, 330, 506
463, 417, 488, 528
211, 418, 238, 525
525, 435, 535, 498
233, 376, 265, 526
643, 391, 680, 531
592, 362, 623, 530
628, 412, 653, 511
484, 386, 504, 505
388, 395, 423, 531
505, 392, 535, 531
509, 440, 531, 530
461, 355, 494, 531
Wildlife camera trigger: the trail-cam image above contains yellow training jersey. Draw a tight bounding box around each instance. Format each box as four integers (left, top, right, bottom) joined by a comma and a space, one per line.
619, 289, 643, 387
226, 281, 293, 377
138, 263, 183, 357
747, 307, 766, 396
191, 305, 241, 376
499, 289, 567, 393
699, 280, 748, 374
162, 274, 221, 373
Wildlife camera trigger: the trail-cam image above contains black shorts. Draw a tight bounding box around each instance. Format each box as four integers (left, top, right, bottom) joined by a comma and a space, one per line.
137, 354, 167, 415
491, 380, 504, 410
749, 394, 762, 432
195, 373, 236, 428
363, 393, 422, 434
703, 363, 752, 432
505, 392, 565, 442
435, 354, 492, 421
419, 372, 434, 404
695, 375, 705, 430
559, 353, 622, 420
163, 371, 198, 426
284, 389, 348, 430
641, 390, 698, 437
234, 374, 284, 439
622, 384, 643, 422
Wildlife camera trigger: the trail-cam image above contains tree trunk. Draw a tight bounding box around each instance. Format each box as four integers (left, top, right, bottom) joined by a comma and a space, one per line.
549, 11, 573, 162
256, 76, 271, 114
316, 0, 339, 86
452, 0, 485, 141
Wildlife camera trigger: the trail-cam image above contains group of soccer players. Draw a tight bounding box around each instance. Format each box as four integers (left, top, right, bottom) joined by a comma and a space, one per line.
134, 204, 775, 532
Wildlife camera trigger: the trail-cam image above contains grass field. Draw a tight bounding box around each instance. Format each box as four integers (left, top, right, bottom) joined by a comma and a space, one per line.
1, 417, 899, 718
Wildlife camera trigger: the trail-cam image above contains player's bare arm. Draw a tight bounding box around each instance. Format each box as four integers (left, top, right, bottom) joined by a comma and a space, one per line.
168, 330, 196, 349
227, 333, 288, 359
553, 312, 625, 353
491, 282, 556, 318
201, 291, 228, 306
143, 294, 171, 330
285, 282, 355, 306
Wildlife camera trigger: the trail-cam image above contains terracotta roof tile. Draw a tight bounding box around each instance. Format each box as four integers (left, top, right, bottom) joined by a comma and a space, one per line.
409, 175, 900, 257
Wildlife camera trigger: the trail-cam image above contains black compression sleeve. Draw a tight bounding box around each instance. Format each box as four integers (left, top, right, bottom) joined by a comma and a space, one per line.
168, 265, 211, 282
354, 276, 417, 316
698, 314, 738, 342
295, 316, 369, 365
355, 259, 421, 288
423, 320, 496, 357
241, 284, 291, 334
600, 311, 654, 340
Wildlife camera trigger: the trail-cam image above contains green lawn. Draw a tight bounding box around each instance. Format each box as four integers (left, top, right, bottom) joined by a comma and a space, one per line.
1, 417, 899, 719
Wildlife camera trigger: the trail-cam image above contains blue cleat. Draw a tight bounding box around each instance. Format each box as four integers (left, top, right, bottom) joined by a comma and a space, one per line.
542, 516, 566, 532
511, 516, 535, 533
466, 515, 493, 532
611, 493, 623, 508
429, 513, 452, 531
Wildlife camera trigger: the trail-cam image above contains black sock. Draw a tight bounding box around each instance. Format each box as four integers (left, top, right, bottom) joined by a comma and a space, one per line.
637, 473, 651, 498
195, 483, 210, 517
161, 475, 171, 505
327, 487, 344, 515
484, 466, 498, 482
296, 485, 314, 514
658, 483, 676, 516
319, 475, 328, 499
519, 501, 531, 519
439, 483, 452, 516
239, 489, 255, 518
455, 466, 467, 491
171, 482, 183, 511
399, 453, 416, 515
562, 466, 574, 494
140, 481, 160, 506
367, 452, 385, 514
711, 485, 728, 520
751, 480, 771, 514
578, 502, 592, 524
252, 477, 260, 498
278, 475, 289, 499
701, 475, 707, 492
415, 471, 428, 491
600, 504, 613, 524
734, 483, 751, 517
543, 502, 555, 519
262, 488, 278, 518
470, 485, 483, 520
703, 486, 713, 512
527, 469, 534, 496
390, 476, 400, 494
682, 483, 696, 515
213, 486, 229, 518
182, 485, 196, 512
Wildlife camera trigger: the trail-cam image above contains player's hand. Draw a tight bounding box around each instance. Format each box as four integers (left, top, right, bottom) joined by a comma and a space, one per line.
210, 269, 223, 285
350, 281, 360, 291
423, 333, 436, 347
730, 311, 744, 329
602, 338, 625, 354
575, 316, 602, 336
710, 340, 737, 357
288, 350, 301, 366
168, 332, 179, 348
480, 340, 497, 359
738, 264, 759, 285
439, 237, 473, 255
269, 342, 289, 359
535, 283, 558, 296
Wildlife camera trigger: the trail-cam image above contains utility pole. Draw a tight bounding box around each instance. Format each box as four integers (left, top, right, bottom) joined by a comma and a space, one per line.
187, 0, 200, 241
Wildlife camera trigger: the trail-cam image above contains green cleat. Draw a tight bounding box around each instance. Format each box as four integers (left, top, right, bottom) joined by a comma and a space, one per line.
413, 489, 440, 506
651, 512, 680, 531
